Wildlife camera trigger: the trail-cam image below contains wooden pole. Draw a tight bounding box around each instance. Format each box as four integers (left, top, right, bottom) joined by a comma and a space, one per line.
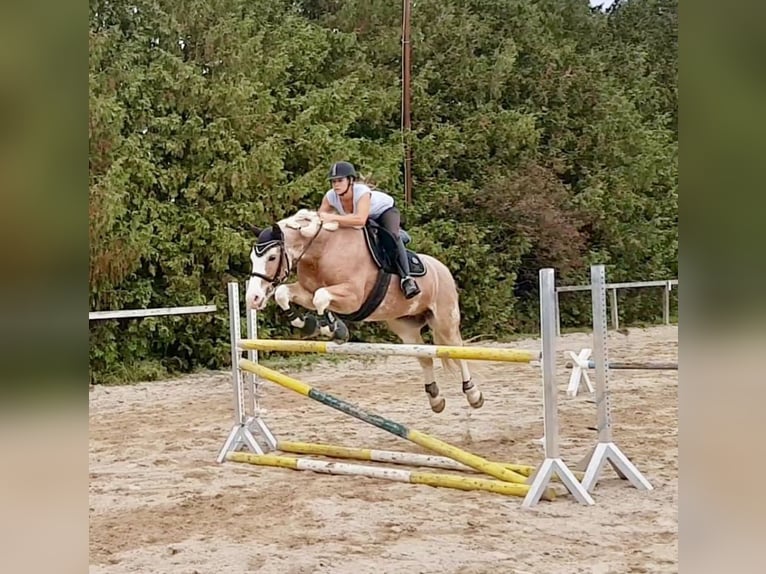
610, 288, 619, 330
402, 0, 413, 204
565, 360, 678, 371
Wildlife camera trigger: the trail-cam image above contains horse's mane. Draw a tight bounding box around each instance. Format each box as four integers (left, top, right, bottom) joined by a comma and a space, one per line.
282, 209, 339, 237
356, 173, 378, 189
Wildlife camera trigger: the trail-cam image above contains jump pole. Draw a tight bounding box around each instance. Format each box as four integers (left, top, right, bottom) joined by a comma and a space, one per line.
565, 348, 677, 397
226, 452, 543, 499
276, 441, 585, 481
567, 360, 678, 371
239, 339, 539, 363
278, 440, 536, 475
565, 349, 596, 396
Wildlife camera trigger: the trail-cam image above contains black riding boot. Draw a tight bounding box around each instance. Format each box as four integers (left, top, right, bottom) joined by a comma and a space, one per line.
394, 237, 421, 299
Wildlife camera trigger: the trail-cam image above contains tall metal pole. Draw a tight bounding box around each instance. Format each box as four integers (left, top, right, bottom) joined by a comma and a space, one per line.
402, 0, 413, 205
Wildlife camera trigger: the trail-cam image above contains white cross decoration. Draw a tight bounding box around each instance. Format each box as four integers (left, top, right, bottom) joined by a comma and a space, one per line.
567, 348, 595, 397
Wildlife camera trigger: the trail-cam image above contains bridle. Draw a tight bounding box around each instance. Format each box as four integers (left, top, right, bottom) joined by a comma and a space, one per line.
249, 240, 290, 285
249, 222, 325, 292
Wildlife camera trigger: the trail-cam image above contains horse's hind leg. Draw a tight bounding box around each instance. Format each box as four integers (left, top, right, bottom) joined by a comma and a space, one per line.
385, 318, 446, 413
427, 305, 484, 409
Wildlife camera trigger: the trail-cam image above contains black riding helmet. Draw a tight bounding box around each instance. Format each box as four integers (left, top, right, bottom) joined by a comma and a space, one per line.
328, 161, 357, 180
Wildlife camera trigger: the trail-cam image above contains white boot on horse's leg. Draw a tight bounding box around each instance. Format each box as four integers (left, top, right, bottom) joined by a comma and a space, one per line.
462, 379, 484, 408
313, 288, 335, 338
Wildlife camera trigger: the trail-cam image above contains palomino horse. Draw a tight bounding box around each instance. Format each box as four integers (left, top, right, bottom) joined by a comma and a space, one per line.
245, 209, 484, 413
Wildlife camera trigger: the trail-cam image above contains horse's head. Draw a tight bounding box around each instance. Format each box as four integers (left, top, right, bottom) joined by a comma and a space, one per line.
245, 211, 338, 310
245, 223, 289, 310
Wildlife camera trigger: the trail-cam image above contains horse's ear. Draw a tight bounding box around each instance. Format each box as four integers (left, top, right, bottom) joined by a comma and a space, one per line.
250, 225, 262, 237
271, 223, 282, 239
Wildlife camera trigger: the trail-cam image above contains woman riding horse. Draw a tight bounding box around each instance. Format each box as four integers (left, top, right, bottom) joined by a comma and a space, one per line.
317, 161, 421, 300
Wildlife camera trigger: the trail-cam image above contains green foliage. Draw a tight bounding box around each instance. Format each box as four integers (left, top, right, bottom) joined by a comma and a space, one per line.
89, 0, 678, 383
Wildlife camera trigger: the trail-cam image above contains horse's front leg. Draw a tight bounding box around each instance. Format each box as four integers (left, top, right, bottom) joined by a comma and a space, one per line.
274, 283, 321, 338
312, 284, 363, 343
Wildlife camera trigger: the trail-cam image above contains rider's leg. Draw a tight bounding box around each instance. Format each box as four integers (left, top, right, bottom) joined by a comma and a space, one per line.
377, 208, 420, 299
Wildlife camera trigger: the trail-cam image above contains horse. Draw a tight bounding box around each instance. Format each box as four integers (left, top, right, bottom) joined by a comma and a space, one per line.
245, 209, 483, 413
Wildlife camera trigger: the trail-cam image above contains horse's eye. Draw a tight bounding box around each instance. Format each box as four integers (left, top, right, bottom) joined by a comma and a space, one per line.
268, 254, 277, 261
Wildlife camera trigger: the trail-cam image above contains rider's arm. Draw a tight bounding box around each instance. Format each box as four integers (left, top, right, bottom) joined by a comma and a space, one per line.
323, 193, 371, 228
318, 193, 336, 214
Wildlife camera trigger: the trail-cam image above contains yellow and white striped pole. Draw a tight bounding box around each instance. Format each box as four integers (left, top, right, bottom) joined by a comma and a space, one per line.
277, 441, 533, 476
239, 339, 539, 363
277, 441, 584, 481
226, 452, 553, 500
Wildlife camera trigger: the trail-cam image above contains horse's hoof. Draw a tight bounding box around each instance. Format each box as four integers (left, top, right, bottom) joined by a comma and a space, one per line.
462, 379, 483, 409
467, 392, 484, 409
430, 397, 446, 413
298, 314, 319, 339
332, 320, 349, 343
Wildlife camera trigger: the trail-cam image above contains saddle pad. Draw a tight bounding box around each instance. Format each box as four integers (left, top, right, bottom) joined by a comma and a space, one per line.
362, 224, 427, 278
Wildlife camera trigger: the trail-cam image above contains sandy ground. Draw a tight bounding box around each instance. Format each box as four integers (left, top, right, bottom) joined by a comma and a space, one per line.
89, 325, 678, 574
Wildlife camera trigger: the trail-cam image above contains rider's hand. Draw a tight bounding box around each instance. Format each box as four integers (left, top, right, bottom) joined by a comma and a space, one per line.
319, 212, 336, 223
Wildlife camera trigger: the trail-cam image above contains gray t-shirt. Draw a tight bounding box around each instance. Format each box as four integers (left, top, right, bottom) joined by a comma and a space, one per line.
324, 183, 394, 219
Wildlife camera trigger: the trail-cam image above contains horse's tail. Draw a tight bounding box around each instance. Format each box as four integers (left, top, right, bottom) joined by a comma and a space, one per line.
438, 356, 462, 378
422, 311, 465, 379
420, 261, 471, 382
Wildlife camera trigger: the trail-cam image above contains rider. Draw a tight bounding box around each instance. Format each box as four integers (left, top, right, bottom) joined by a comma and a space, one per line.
318, 161, 421, 300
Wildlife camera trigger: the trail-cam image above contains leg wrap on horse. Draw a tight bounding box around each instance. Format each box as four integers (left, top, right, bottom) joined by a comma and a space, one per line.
282, 307, 320, 338
282, 307, 303, 327
319, 311, 349, 342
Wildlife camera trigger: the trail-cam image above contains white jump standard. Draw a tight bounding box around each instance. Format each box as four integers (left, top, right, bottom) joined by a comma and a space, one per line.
578, 265, 654, 493
524, 269, 593, 507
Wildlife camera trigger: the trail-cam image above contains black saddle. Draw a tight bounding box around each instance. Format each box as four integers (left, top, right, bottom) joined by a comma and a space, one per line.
334, 221, 426, 323
361, 220, 426, 277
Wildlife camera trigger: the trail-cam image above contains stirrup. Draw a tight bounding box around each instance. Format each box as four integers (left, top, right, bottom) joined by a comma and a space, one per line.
401, 277, 420, 299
